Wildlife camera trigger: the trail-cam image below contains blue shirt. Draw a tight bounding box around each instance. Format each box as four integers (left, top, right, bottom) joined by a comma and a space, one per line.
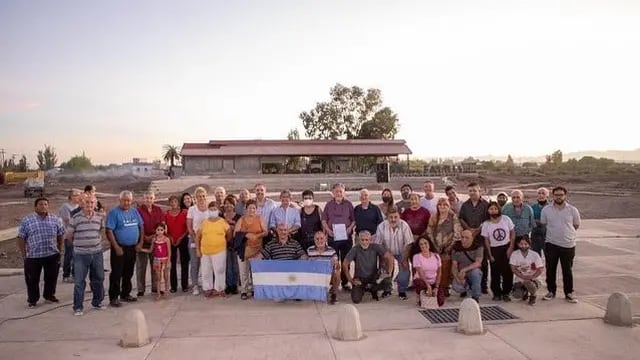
18, 213, 64, 258
501, 203, 535, 237
106, 207, 143, 246
269, 205, 301, 229
256, 198, 277, 225
354, 203, 384, 234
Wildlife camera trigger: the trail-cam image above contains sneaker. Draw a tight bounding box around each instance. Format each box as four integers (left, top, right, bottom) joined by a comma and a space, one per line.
528, 296, 537, 306
542, 292, 555, 301
192, 287, 200, 296
240, 293, 248, 300
120, 295, 138, 302
93, 304, 107, 310
399, 292, 408, 300
329, 293, 337, 305
565, 293, 578, 304
74, 310, 84, 316
522, 292, 529, 301
170, 289, 177, 293
481, 288, 489, 295
341, 284, 352, 292
27, 303, 36, 309
381, 290, 392, 299
136, 291, 145, 297
44, 296, 60, 303
109, 300, 122, 308
502, 295, 512, 302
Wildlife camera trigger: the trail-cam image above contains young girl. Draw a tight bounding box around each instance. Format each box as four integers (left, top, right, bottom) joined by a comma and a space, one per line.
152, 223, 172, 299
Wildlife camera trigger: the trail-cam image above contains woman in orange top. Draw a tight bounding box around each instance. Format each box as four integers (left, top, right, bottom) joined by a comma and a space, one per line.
196, 202, 231, 298
234, 199, 268, 300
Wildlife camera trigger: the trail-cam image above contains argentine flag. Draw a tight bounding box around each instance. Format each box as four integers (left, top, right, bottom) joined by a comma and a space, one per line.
250, 260, 333, 301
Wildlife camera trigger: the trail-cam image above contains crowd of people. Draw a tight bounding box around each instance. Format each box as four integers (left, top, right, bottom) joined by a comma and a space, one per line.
16, 180, 581, 316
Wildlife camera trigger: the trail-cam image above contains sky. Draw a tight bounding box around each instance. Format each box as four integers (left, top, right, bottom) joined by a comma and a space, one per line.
1, 0, 639, 165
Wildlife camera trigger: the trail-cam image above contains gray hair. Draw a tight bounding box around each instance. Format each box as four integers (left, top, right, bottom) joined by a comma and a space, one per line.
119, 190, 133, 199
332, 183, 345, 190
510, 190, 523, 198
537, 187, 549, 196
358, 230, 372, 239
214, 186, 226, 194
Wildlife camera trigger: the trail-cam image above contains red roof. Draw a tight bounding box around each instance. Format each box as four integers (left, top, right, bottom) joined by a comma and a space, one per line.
181, 139, 412, 157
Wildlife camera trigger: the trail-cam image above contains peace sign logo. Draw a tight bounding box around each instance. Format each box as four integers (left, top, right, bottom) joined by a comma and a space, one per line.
493, 228, 507, 242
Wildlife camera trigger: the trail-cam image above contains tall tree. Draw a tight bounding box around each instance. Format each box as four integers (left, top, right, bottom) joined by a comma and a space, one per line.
163, 145, 181, 169
357, 107, 399, 139
60, 153, 93, 171
299, 84, 397, 140
36, 145, 58, 170
18, 155, 28, 172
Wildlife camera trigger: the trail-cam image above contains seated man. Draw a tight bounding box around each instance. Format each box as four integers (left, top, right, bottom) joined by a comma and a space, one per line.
342, 230, 394, 304
509, 235, 544, 305
451, 230, 484, 303
259, 223, 307, 261
307, 230, 340, 305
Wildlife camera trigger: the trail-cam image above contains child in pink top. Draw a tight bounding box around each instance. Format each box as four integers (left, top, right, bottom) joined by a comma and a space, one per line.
151, 223, 171, 299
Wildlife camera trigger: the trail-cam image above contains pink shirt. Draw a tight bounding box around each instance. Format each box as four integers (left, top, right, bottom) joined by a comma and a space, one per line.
412, 252, 441, 283
153, 237, 170, 259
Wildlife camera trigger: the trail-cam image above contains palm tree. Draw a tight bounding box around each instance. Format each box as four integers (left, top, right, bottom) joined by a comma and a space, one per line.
162, 145, 181, 177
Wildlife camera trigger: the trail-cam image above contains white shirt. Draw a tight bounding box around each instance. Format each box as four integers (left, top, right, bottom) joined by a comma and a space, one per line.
419, 196, 437, 215
481, 215, 515, 247
375, 219, 414, 255
509, 250, 544, 282
187, 206, 209, 232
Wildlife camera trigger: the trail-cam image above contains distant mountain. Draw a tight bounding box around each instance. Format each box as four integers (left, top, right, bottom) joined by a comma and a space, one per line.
422, 149, 640, 164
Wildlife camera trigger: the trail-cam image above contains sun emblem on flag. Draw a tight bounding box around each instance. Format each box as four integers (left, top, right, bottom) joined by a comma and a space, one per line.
288, 274, 297, 283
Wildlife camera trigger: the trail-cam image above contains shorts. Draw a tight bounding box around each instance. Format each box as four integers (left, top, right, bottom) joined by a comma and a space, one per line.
153, 258, 170, 272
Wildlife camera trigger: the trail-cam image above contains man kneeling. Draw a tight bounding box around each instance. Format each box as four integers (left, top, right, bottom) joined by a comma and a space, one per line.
509, 235, 544, 305
307, 231, 340, 305
342, 230, 394, 304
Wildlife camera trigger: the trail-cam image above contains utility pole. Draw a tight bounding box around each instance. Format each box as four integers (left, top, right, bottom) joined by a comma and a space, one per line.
0, 148, 5, 168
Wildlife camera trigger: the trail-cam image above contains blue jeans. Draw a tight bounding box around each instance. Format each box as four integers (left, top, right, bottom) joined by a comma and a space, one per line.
188, 236, 200, 288
465, 268, 483, 299
63, 242, 74, 278
73, 251, 104, 311
394, 254, 410, 293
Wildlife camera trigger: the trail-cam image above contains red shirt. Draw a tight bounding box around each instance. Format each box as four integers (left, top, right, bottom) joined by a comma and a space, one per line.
401, 207, 431, 236
165, 209, 188, 245
137, 205, 166, 239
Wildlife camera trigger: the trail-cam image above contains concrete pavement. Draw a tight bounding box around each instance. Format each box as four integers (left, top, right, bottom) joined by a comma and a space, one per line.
0, 219, 639, 359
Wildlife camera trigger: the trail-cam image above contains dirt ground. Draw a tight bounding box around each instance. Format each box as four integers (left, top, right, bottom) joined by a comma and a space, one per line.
1, 173, 639, 268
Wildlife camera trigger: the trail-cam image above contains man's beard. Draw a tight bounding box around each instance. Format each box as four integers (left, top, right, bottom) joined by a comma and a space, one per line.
401, 193, 410, 200
490, 214, 500, 219
554, 199, 565, 205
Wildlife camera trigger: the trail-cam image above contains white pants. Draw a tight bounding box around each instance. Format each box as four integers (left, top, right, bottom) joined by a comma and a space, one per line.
200, 251, 227, 292
238, 256, 253, 294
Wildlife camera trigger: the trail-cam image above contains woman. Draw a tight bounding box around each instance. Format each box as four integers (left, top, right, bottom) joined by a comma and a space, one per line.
481, 201, 516, 302
234, 199, 268, 300
299, 190, 323, 252
222, 194, 241, 294
196, 202, 231, 298
425, 197, 462, 297
378, 188, 394, 218
401, 193, 431, 240
165, 195, 190, 293
186, 187, 210, 296
410, 237, 442, 307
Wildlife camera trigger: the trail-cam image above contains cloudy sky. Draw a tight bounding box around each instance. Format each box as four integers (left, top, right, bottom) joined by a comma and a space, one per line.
1, 0, 638, 165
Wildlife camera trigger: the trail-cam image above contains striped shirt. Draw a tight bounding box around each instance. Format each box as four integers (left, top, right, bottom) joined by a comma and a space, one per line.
375, 219, 414, 255
307, 245, 337, 261
261, 238, 306, 260
69, 211, 104, 254
18, 213, 64, 258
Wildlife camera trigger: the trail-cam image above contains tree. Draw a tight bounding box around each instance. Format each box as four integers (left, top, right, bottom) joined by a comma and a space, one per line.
18, 155, 28, 172
36, 145, 58, 170
60, 153, 93, 171
299, 84, 398, 140
506, 154, 515, 167
286, 129, 302, 172
162, 145, 181, 176
287, 128, 300, 140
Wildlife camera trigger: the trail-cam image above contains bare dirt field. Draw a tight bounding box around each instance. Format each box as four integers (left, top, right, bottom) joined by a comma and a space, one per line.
1, 172, 639, 268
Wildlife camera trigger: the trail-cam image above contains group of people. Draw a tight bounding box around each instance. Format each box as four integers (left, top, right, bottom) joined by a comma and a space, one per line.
16, 179, 581, 316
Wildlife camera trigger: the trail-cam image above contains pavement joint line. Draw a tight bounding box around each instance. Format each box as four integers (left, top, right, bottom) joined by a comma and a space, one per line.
143, 291, 186, 360
487, 327, 533, 360
314, 301, 338, 360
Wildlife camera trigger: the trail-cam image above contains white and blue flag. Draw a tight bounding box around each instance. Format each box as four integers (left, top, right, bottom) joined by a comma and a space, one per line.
250, 260, 333, 301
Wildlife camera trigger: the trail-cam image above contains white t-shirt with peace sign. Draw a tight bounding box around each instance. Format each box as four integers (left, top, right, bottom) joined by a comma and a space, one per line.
481, 215, 515, 247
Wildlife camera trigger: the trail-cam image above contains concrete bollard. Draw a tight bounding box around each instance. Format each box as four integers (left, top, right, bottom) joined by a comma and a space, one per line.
457, 298, 484, 335
334, 304, 365, 341
120, 309, 151, 348
604, 292, 633, 327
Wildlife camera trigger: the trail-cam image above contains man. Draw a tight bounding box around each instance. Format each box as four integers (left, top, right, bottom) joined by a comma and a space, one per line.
496, 192, 509, 208
395, 184, 413, 213
451, 230, 484, 303
72, 184, 105, 216
353, 189, 384, 240
530, 187, 551, 255
444, 185, 461, 214
322, 183, 355, 290
136, 191, 165, 297
342, 231, 394, 304
510, 235, 544, 306
17, 198, 65, 308
375, 206, 414, 300
59, 188, 82, 283
106, 191, 144, 307
541, 186, 581, 304
459, 182, 490, 294
214, 186, 226, 209
269, 190, 301, 235
420, 181, 437, 215
260, 224, 308, 260
235, 189, 250, 216
501, 190, 535, 241
307, 231, 340, 305
67, 194, 106, 315
254, 183, 277, 236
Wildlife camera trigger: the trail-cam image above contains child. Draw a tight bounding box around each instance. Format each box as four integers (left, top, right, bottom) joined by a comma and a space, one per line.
152, 223, 172, 299
509, 235, 544, 305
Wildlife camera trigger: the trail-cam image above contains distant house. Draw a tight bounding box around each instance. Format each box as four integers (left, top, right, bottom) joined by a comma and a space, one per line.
122, 158, 162, 177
